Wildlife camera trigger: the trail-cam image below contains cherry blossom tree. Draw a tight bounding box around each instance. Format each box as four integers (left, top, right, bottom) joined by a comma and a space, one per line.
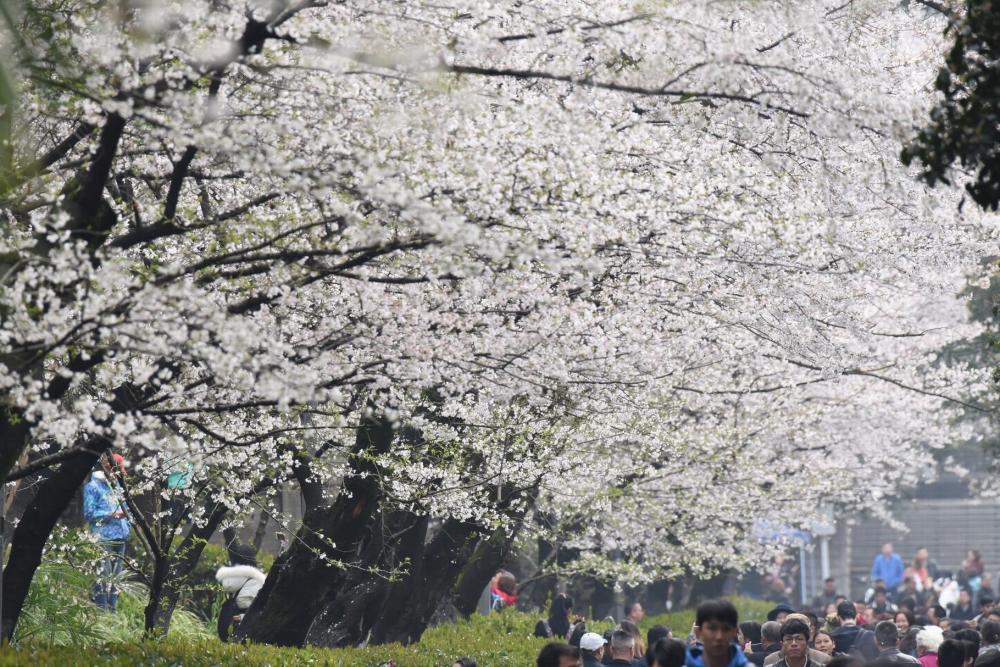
0, 0, 995, 646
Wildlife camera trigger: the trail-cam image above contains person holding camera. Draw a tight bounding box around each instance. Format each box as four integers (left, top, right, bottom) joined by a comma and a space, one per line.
82, 453, 131, 612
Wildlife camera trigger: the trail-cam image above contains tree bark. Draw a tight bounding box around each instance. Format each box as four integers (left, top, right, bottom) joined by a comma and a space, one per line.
365, 517, 482, 646
235, 410, 394, 646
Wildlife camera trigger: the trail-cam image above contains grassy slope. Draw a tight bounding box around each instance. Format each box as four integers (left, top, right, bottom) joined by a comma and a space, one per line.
5, 570, 773, 667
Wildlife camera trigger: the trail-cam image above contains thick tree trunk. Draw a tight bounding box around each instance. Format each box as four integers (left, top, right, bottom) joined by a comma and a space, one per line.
450, 525, 520, 616
236, 411, 394, 646
1, 447, 100, 640
366, 518, 482, 645
301, 510, 418, 647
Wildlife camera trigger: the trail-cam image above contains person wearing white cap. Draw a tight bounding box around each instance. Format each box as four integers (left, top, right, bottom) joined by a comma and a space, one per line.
580, 632, 608, 667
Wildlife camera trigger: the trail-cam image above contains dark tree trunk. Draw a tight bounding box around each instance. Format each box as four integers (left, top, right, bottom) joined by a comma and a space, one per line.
450, 525, 520, 616
302, 513, 482, 648
1, 447, 100, 640
143, 553, 170, 635
236, 411, 394, 646
365, 517, 481, 645
302, 510, 420, 647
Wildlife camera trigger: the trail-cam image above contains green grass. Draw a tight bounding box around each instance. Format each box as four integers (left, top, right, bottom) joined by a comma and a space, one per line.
6, 582, 773, 666
11, 531, 774, 664
13, 530, 214, 647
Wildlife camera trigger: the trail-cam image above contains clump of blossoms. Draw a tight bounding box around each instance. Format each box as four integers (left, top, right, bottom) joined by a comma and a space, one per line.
0, 0, 995, 599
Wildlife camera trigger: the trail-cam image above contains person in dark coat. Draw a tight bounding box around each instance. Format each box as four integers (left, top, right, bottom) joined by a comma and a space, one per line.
549, 593, 575, 640
830, 602, 876, 659
581, 632, 608, 667
871, 620, 919, 666
749, 622, 782, 667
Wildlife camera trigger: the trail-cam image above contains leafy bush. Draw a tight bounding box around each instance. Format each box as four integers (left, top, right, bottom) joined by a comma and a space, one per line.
4, 595, 772, 665
14, 528, 213, 647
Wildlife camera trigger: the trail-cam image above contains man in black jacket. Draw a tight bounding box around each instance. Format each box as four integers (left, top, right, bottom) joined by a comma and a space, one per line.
830, 601, 877, 659
749, 622, 782, 667
872, 620, 919, 665
579, 632, 607, 667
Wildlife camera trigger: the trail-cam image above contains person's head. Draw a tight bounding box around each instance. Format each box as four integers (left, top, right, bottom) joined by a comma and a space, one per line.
803, 612, 819, 638
901, 597, 918, 613
981, 597, 996, 614
988, 609, 1000, 624
651, 638, 687, 667
826, 603, 838, 618
647, 625, 672, 656
780, 619, 811, 662
739, 621, 761, 646
537, 642, 581, 667
916, 548, 929, 565
959, 588, 973, 606
838, 601, 858, 623
904, 576, 918, 591
619, 620, 644, 657
814, 630, 835, 656
768, 603, 794, 623
969, 550, 982, 563
580, 632, 607, 661
930, 605, 947, 623
695, 599, 739, 659
489, 569, 505, 588
883, 543, 894, 557
610, 630, 636, 660
875, 620, 900, 649
784, 614, 814, 640
938, 639, 973, 667
896, 610, 916, 634
875, 587, 888, 604
826, 613, 843, 630
453, 659, 477, 667
229, 542, 258, 567
953, 629, 981, 657
626, 601, 645, 624
900, 627, 921, 657
824, 577, 836, 593
855, 601, 868, 616
917, 626, 945, 656
761, 621, 782, 645
496, 570, 517, 596
863, 607, 876, 625
981, 620, 1000, 646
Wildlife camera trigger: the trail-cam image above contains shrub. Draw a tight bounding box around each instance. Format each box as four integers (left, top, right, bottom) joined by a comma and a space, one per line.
4, 595, 773, 665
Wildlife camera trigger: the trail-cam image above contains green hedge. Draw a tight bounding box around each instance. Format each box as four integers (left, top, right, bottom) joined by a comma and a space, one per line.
1, 597, 774, 666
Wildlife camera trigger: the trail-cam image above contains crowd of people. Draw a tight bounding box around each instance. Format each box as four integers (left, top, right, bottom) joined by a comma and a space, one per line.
490, 541, 1000, 667
518, 590, 1000, 667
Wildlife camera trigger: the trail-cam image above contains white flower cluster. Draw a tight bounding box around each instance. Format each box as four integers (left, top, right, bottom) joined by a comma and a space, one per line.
0, 0, 994, 579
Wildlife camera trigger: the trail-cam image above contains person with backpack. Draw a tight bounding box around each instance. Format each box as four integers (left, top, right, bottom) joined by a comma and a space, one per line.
215, 542, 266, 640
830, 602, 876, 659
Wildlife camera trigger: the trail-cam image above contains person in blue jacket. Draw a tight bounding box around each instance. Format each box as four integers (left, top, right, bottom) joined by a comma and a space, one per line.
871, 543, 905, 593
82, 454, 130, 611
686, 599, 751, 667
